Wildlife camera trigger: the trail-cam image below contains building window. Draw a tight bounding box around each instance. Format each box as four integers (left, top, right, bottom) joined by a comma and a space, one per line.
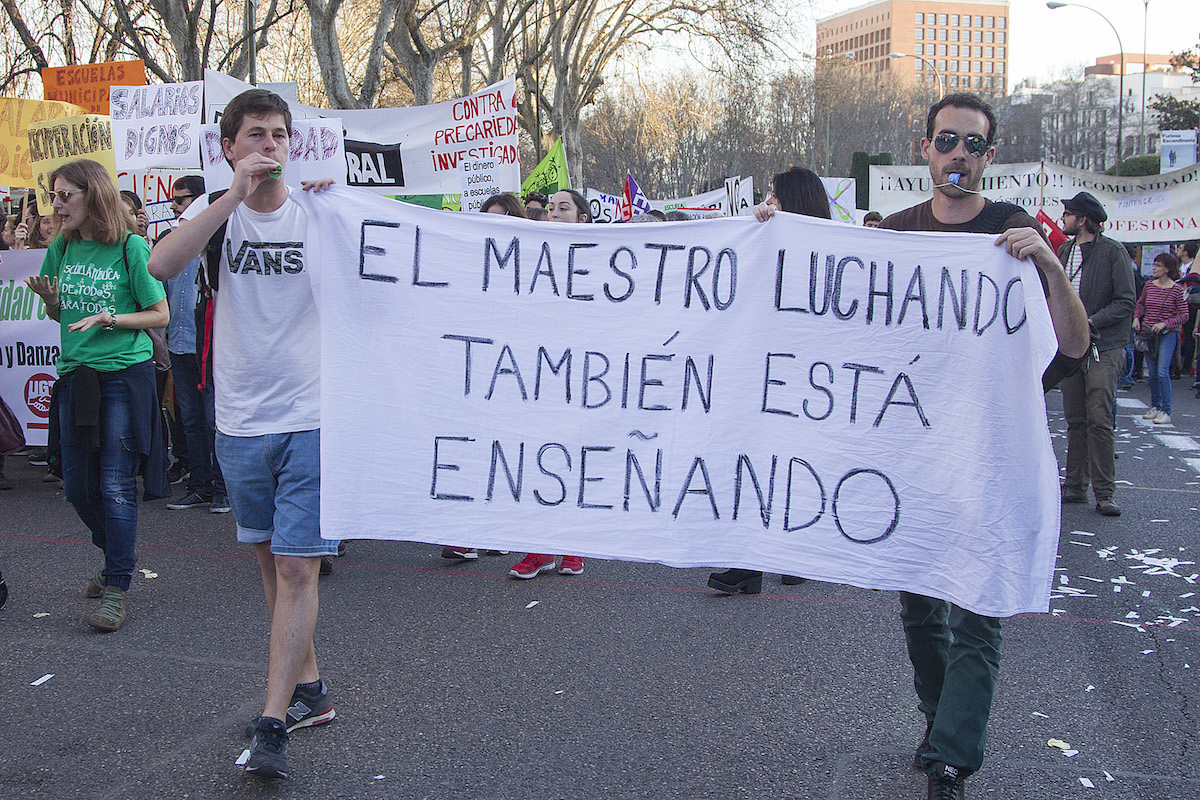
950, 45, 958, 56
938, 59, 946, 71
974, 60, 982, 72
974, 15, 982, 26
951, 30, 959, 41
985, 77, 994, 88
916, 12, 924, 23
998, 16, 1006, 28
986, 31, 993, 43
937, 44, 945, 55
974, 46, 982, 57
974, 31, 982, 42
938, 29, 947, 40
950, 60, 959, 71
974, 76, 982, 88
985, 16, 993, 27
997, 32, 1005, 44
998, 47, 1005, 58
938, 13, 947, 24
985, 61, 993, 73
950, 14, 959, 25
997, 77, 1005, 89
915, 60, 923, 70
916, 29, 923, 40
985, 46, 993, 58
915, 43, 924, 54
997, 62, 1005, 74
949, 75, 960, 87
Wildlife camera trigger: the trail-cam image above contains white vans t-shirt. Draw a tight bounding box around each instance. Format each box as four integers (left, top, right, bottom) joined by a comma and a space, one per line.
183, 190, 320, 436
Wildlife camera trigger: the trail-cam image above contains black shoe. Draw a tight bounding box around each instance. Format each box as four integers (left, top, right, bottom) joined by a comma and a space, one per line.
166, 461, 190, 485
244, 680, 336, 737
27, 448, 48, 467
245, 717, 289, 779
780, 574, 805, 585
927, 763, 966, 800
913, 720, 934, 770
707, 568, 762, 594
0, 570, 7, 609
319, 556, 334, 576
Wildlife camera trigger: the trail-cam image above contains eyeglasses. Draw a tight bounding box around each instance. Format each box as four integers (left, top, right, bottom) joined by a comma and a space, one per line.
171, 194, 196, 205
932, 131, 990, 158
50, 188, 81, 203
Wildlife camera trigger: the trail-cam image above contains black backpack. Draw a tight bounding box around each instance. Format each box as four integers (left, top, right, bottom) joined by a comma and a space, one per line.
194, 189, 229, 389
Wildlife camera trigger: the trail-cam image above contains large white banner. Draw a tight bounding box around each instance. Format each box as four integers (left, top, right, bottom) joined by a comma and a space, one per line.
198, 119, 346, 192
0, 249, 57, 447
203, 70, 519, 196
299, 187, 1063, 616
870, 161, 1200, 243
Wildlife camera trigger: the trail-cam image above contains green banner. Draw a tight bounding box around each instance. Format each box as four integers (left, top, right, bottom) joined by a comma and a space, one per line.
520, 139, 569, 197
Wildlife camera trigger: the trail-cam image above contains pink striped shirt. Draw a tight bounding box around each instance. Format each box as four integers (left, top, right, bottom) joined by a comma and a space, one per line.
1135, 281, 1188, 332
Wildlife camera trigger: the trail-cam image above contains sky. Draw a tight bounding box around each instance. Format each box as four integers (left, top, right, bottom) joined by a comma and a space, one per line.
802, 0, 1199, 84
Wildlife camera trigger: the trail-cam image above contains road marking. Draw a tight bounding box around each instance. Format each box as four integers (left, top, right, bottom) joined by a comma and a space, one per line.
1117, 397, 1149, 409
1157, 435, 1200, 451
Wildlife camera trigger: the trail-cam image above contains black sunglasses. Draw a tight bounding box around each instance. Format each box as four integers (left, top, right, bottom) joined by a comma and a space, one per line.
932, 131, 990, 158
171, 194, 195, 204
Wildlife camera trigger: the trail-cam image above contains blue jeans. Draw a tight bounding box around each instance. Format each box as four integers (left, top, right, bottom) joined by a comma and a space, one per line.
1120, 332, 1135, 385
901, 592, 1002, 776
170, 352, 224, 497
59, 371, 147, 591
1147, 330, 1179, 415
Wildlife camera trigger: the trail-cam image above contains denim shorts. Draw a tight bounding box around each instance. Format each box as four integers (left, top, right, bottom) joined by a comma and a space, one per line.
214, 429, 338, 557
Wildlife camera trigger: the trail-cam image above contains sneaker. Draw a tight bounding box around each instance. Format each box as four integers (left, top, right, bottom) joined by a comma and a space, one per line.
441, 546, 479, 560
1154, 412, 1172, 425
558, 555, 584, 575
319, 556, 334, 576
244, 681, 337, 737
509, 553, 556, 579
27, 448, 48, 466
87, 586, 127, 631
1142, 407, 1161, 419
85, 570, 105, 598
166, 461, 190, 485
245, 717, 289, 779
167, 491, 209, 510
210, 493, 232, 513
1096, 499, 1122, 517
926, 763, 965, 800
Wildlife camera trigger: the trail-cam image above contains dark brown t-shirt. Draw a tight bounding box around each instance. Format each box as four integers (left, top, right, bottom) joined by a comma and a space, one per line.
881, 199, 1082, 391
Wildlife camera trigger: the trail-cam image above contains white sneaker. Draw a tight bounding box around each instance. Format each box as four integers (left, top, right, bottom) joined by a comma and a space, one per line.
1142, 407, 1161, 419
1154, 412, 1172, 424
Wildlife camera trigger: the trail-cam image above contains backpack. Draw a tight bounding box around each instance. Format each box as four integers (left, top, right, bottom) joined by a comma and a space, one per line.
194, 189, 229, 389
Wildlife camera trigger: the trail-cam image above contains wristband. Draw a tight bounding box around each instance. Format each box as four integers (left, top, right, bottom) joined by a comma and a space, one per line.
102, 312, 117, 331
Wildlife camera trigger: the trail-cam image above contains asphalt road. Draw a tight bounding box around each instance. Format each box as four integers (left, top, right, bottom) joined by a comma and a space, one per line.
2, 379, 1199, 800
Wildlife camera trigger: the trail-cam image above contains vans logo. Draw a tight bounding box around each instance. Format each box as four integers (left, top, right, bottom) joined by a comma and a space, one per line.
226, 241, 305, 275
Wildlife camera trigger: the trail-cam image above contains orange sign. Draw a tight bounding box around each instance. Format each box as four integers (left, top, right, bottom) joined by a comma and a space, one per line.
42, 60, 146, 114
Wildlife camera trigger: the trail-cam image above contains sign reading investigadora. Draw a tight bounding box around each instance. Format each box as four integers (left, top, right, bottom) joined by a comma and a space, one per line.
298, 187, 1063, 616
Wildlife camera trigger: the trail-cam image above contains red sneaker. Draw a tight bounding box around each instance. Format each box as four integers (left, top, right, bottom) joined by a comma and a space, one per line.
558, 555, 584, 575
509, 553, 556, 579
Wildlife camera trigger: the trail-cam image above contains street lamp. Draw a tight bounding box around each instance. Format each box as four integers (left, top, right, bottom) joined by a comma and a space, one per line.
889, 52, 943, 100
819, 51, 857, 176
1141, 0, 1149, 155
1047, 1, 1125, 172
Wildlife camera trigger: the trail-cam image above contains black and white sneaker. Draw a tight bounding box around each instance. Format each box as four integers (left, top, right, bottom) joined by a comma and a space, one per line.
245, 717, 288, 779
927, 763, 966, 800
167, 492, 209, 510
245, 681, 336, 737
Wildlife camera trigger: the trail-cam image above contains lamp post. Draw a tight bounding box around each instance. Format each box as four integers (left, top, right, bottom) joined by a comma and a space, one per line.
888, 52, 943, 100
819, 50, 857, 176
1141, 0, 1149, 154
1047, 1, 1125, 172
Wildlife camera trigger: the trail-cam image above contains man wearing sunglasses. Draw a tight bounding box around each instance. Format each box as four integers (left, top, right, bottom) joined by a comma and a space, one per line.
1056, 192, 1135, 517
881, 94, 1090, 800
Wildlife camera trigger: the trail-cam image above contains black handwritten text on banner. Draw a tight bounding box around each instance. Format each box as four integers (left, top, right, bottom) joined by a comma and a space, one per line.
298, 187, 1062, 616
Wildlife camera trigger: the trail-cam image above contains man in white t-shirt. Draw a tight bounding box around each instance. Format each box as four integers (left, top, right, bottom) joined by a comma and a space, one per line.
149, 89, 337, 780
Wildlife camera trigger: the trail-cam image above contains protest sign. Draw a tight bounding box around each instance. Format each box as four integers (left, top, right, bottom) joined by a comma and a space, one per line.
521, 139, 569, 197
43, 61, 145, 115
725, 176, 752, 217
110, 81, 203, 170
118, 168, 195, 239
650, 181, 755, 218
460, 157, 504, 212
298, 186, 1062, 616
1160, 130, 1197, 173
0, 98, 89, 187
871, 161, 1200, 243
203, 70, 519, 197
27, 115, 117, 215
0, 249, 57, 447
821, 177, 857, 224
587, 188, 623, 223
198, 118, 346, 192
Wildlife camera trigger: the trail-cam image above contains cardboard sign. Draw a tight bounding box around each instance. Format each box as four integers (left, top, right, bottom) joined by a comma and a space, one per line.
43, 60, 146, 115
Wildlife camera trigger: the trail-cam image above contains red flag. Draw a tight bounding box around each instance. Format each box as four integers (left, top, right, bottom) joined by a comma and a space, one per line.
1036, 209, 1068, 252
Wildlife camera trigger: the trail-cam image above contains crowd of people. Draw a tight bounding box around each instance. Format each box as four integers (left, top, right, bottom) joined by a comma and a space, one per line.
0, 86, 1195, 799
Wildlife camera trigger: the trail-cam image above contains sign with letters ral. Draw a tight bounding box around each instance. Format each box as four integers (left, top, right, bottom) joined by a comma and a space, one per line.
299, 187, 1062, 616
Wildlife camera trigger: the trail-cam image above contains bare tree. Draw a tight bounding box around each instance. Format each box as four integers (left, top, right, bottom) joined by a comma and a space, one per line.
305, 0, 403, 108
384, 0, 489, 106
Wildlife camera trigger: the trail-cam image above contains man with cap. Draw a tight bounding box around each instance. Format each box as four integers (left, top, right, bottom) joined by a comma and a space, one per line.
1056, 191, 1136, 516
